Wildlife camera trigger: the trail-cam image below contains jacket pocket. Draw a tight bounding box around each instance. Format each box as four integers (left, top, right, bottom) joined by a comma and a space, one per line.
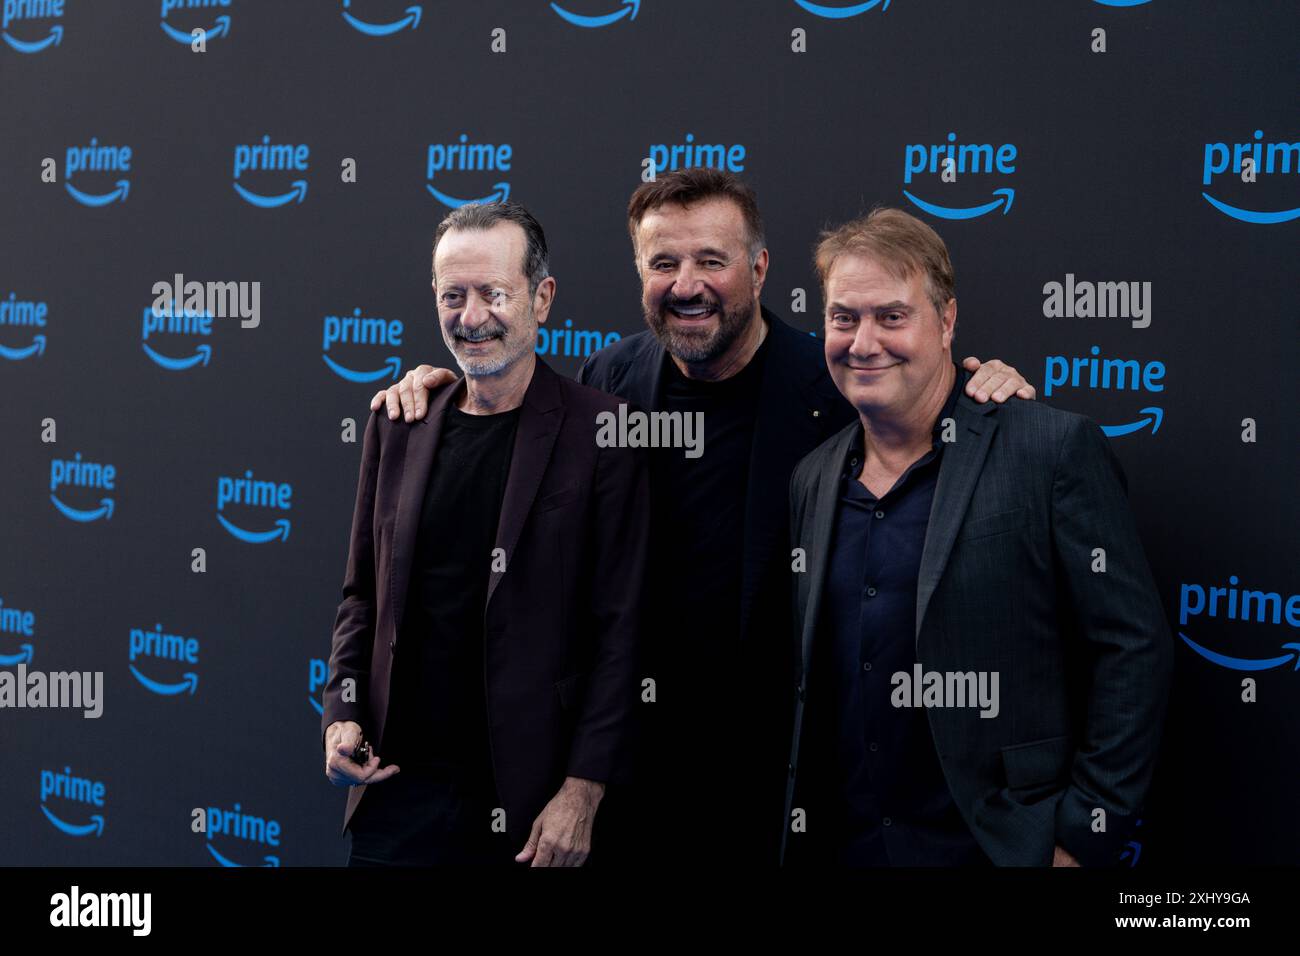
534, 484, 581, 515
957, 507, 1028, 542
1000, 734, 1071, 790
554, 672, 587, 711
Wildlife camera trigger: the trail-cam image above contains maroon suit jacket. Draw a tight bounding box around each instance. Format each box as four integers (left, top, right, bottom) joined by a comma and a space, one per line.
321, 357, 649, 842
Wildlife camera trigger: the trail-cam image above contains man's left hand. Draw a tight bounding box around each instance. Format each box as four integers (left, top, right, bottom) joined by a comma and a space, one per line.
515, 776, 605, 867
961, 356, 1036, 402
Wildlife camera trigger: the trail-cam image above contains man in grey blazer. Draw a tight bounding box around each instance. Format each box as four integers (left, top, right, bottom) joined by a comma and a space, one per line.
784, 208, 1172, 867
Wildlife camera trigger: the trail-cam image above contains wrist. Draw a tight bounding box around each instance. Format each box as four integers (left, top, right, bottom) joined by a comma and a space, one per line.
563, 776, 606, 807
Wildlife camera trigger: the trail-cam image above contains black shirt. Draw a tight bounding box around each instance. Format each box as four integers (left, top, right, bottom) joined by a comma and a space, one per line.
810, 366, 989, 865
381, 403, 520, 782
644, 334, 768, 780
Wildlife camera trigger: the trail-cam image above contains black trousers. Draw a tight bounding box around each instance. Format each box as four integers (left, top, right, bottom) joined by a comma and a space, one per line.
346, 767, 518, 867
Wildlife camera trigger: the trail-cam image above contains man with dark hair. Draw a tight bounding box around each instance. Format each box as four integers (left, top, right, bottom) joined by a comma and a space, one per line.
785, 208, 1171, 867
368, 172, 1033, 865
321, 201, 649, 867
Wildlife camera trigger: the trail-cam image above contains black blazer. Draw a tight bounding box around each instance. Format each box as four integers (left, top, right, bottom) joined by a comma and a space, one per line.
785, 369, 1173, 866
321, 358, 650, 844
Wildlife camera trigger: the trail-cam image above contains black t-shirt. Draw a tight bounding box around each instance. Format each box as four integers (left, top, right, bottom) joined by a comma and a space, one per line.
645, 335, 768, 777
380, 403, 521, 784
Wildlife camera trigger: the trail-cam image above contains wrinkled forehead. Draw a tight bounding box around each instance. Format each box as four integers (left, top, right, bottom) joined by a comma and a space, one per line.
825, 252, 928, 305
635, 198, 750, 257
434, 222, 527, 287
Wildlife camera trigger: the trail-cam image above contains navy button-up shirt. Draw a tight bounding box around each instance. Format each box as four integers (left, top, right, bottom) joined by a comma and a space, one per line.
812, 366, 989, 866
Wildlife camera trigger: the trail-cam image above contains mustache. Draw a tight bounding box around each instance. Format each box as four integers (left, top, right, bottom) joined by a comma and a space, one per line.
451, 319, 508, 342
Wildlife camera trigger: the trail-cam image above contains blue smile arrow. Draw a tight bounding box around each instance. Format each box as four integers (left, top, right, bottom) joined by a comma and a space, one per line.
216, 514, 291, 543
793, 0, 889, 18
1201, 193, 1300, 225
322, 354, 402, 382
129, 666, 199, 696
1, 24, 62, 53
143, 342, 212, 370
342, 2, 422, 35
1180, 633, 1300, 672
234, 180, 308, 208
50, 495, 115, 522
551, 0, 640, 28
425, 181, 510, 208
0, 334, 46, 360
309, 696, 324, 716
1100, 406, 1163, 437
206, 844, 280, 867
0, 643, 34, 666
903, 187, 1014, 219
65, 180, 130, 206
41, 806, 105, 837
161, 14, 230, 44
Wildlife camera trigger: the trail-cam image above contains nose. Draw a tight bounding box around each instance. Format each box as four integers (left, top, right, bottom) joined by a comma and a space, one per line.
669, 262, 704, 301
849, 318, 881, 362
460, 290, 493, 328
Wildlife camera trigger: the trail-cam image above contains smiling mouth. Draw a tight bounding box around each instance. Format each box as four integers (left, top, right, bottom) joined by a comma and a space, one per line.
666, 304, 717, 321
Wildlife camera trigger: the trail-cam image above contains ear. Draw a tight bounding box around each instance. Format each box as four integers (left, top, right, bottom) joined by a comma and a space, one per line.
940, 297, 957, 349
532, 276, 557, 327
751, 247, 770, 294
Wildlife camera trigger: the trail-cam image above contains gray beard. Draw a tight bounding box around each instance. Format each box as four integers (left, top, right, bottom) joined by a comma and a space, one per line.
445, 308, 535, 377
645, 299, 755, 364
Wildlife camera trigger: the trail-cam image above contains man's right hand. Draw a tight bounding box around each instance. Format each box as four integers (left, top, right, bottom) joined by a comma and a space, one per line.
370, 365, 456, 422
324, 720, 399, 788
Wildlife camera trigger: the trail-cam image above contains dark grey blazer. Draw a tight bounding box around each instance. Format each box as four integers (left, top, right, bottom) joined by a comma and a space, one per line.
784, 368, 1173, 866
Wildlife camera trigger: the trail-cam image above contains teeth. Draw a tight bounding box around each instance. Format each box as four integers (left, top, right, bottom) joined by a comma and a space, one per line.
673, 307, 711, 317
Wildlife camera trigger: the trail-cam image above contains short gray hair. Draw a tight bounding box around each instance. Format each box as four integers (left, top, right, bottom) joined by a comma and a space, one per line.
431, 200, 550, 294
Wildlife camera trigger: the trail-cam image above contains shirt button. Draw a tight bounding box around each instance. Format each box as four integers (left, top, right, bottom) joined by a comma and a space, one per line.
869, 742, 879, 752
862, 662, 872, 672
389, 640, 395, 652
882, 817, 893, 827
866, 586, 877, 597
875, 510, 885, 519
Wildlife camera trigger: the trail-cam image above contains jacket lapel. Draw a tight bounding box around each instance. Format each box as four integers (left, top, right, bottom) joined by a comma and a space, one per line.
390, 378, 465, 638
626, 332, 666, 412
915, 397, 998, 642
739, 310, 840, 641
487, 358, 564, 609
799, 423, 859, 672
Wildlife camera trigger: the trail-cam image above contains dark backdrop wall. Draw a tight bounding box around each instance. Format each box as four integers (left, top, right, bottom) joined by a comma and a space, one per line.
1, 0, 1295, 866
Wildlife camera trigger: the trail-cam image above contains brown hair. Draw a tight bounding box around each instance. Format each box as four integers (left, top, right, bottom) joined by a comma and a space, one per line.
626, 168, 766, 262
813, 207, 955, 317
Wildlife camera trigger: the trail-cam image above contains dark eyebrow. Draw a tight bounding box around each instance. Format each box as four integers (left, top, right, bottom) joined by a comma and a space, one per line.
827, 302, 858, 314
693, 247, 731, 259
872, 301, 914, 313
